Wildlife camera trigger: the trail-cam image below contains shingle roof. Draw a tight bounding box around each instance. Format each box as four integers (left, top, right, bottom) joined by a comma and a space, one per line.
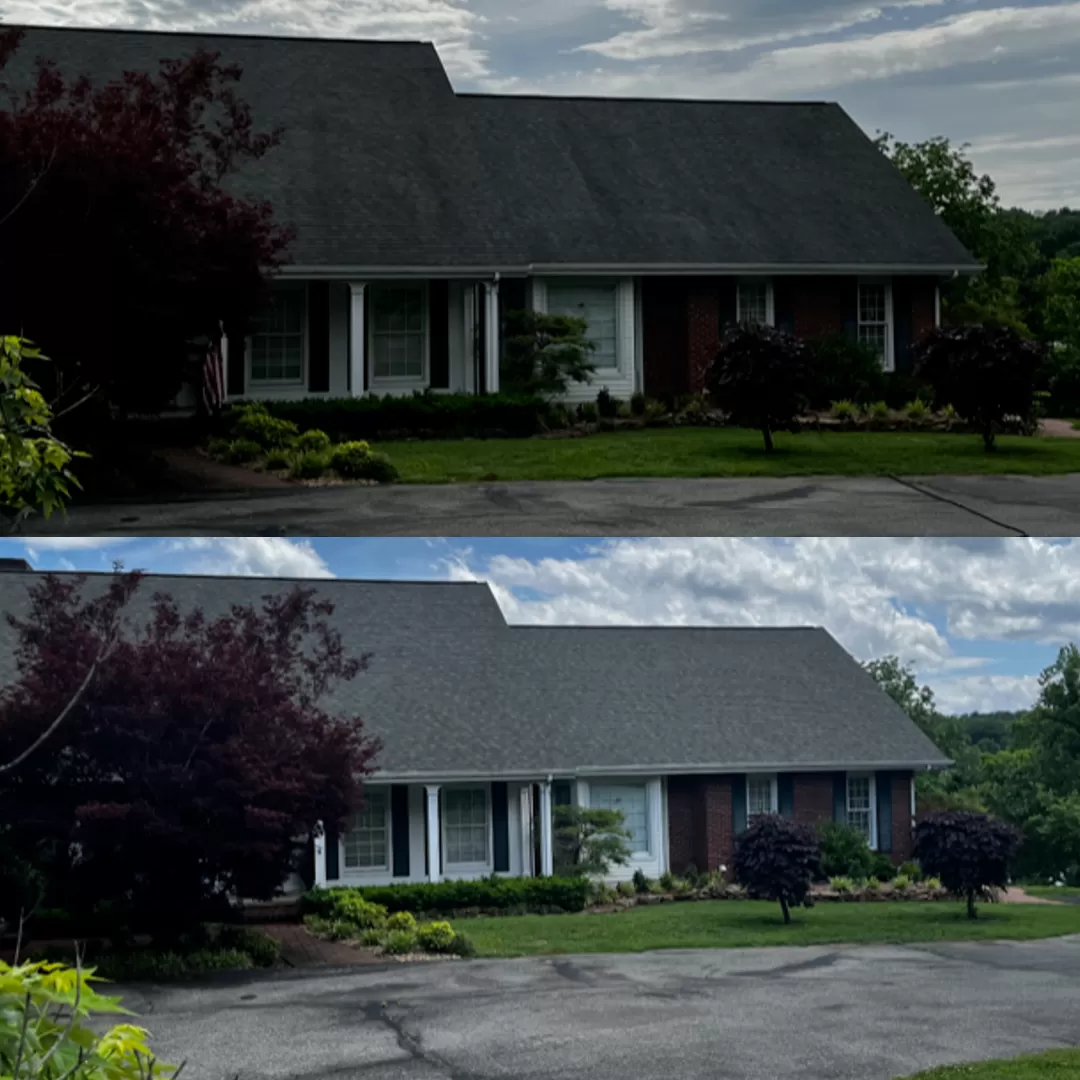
4, 26, 978, 272
0, 571, 949, 776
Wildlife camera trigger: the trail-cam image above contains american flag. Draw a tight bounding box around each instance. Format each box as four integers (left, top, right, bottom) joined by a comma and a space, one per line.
202, 322, 227, 414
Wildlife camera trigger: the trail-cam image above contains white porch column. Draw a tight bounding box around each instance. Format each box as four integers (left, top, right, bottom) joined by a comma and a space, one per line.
314, 821, 327, 886
648, 778, 665, 873
425, 784, 442, 884
348, 282, 367, 397
519, 784, 534, 877
483, 280, 500, 394
539, 780, 554, 877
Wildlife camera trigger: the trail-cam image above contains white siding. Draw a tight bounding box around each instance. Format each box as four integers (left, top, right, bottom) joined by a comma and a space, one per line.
532, 277, 639, 403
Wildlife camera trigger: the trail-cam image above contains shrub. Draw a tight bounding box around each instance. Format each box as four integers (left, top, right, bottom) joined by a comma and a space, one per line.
90, 947, 255, 981
616, 881, 636, 898
659, 871, 676, 891
303, 915, 355, 941
632, 869, 651, 894
330, 893, 389, 929
216, 925, 281, 967
230, 403, 299, 449
913, 811, 1022, 918
630, 392, 647, 417
682, 863, 701, 887
868, 400, 890, 419
733, 814, 823, 923
596, 387, 619, 419
222, 438, 262, 465
291, 449, 330, 479
865, 877, 880, 893
580, 401, 599, 423
302, 877, 592, 917
264, 447, 292, 470
0, 957, 179, 1080
905, 397, 930, 420
924, 876, 943, 890
501, 309, 596, 396
206, 436, 231, 459
360, 928, 383, 947
295, 428, 332, 453
329, 440, 371, 476
553, 804, 633, 877
830, 876, 855, 894
819, 821, 875, 880
355, 451, 399, 483
709, 323, 811, 453
805, 333, 886, 408
892, 874, 912, 891
830, 400, 857, 420
914, 325, 1048, 451
448, 932, 477, 958
899, 860, 922, 881
382, 929, 418, 956
386, 910, 418, 933
417, 921, 457, 953
870, 854, 897, 882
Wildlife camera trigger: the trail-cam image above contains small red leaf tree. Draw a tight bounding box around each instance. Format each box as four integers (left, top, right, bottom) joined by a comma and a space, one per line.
733, 814, 822, 924
0, 29, 293, 414
0, 571, 378, 938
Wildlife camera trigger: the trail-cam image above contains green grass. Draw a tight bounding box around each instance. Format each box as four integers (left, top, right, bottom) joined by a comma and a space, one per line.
1022, 885, 1080, 900
376, 428, 1080, 483
902, 1050, 1080, 1078
450, 900, 1080, 958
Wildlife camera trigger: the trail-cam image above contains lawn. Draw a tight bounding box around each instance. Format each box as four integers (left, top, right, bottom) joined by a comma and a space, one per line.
377, 428, 1080, 483
1021, 885, 1080, 900
450, 900, 1080, 958
902, 1050, 1080, 1078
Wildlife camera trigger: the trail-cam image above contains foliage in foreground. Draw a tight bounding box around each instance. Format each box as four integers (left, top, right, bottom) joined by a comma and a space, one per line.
0, 957, 178, 1080
552, 804, 633, 877
818, 821, 875, 880
501, 309, 596, 396
732, 814, 822, 923
303, 900, 475, 958
914, 811, 1021, 918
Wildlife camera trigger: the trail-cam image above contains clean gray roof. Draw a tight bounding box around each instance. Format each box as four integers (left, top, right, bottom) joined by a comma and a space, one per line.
0, 571, 949, 776
4, 26, 977, 272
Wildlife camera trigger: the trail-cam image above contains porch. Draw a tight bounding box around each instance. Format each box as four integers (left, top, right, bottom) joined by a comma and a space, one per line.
314, 777, 668, 888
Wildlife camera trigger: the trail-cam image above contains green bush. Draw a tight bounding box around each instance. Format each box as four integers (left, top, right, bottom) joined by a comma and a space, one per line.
630, 392, 647, 417
264, 447, 293, 470
417, 921, 457, 953
899, 860, 922, 881
805, 333, 886, 408
448, 932, 477, 958
356, 451, 399, 483
830, 399, 857, 420
615, 881, 636, 898
206, 436, 231, 460
596, 387, 619, 419
222, 438, 262, 465
215, 925, 281, 967
329, 893, 389, 929
303, 914, 356, 941
242, 393, 557, 442
819, 821, 875, 880
291, 450, 330, 479
329, 440, 372, 478
867, 400, 890, 419
658, 871, 676, 891
870, 854, 897, 882
385, 911, 417, 933
580, 401, 599, 423
359, 928, 383, 947
382, 929, 418, 955
830, 875, 856, 894
905, 397, 930, 420
230, 403, 299, 449
892, 873, 912, 891
302, 876, 591, 918
865, 877, 880, 893
882, 374, 935, 411
0, 957, 179, 1080
91, 947, 255, 981
632, 869, 651, 894
295, 428, 331, 453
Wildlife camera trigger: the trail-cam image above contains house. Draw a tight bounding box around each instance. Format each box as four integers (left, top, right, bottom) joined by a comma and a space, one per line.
5, 26, 978, 407
0, 565, 950, 886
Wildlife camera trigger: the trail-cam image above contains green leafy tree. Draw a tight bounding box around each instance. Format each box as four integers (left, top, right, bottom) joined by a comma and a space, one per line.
732, 814, 821, 924
1042, 257, 1080, 351
913, 325, 1047, 451
708, 323, 811, 453
818, 821, 874, 880
913, 810, 1021, 918
552, 804, 632, 877
501, 310, 596, 396
1015, 645, 1080, 796
0, 337, 84, 531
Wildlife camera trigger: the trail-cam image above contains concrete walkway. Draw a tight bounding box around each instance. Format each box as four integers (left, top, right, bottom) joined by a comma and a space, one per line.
20, 472, 1080, 537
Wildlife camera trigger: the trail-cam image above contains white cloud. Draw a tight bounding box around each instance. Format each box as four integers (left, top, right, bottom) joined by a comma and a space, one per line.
168, 538, 334, 578
933, 673, 1043, 714
13, 537, 138, 552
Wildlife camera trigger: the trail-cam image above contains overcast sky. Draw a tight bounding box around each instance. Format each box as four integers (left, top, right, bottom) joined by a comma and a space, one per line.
2, 0, 1077, 209
2, 535, 1074, 717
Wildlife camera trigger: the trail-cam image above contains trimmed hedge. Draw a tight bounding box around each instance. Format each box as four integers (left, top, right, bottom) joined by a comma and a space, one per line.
302, 876, 592, 917
237, 393, 558, 441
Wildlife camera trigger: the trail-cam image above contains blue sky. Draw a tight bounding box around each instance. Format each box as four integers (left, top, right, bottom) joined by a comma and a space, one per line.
4, 536, 1075, 716
3, 0, 1078, 208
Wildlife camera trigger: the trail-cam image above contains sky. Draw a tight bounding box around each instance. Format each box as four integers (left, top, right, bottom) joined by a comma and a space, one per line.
1, 0, 1077, 209
2, 535, 1075, 717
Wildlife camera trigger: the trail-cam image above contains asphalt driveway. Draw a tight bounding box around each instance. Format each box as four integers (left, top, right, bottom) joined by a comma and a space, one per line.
116, 937, 1080, 1080
20, 473, 1080, 537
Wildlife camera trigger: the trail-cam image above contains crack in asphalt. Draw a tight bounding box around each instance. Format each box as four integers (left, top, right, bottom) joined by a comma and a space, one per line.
888, 475, 1029, 536
362, 1000, 490, 1080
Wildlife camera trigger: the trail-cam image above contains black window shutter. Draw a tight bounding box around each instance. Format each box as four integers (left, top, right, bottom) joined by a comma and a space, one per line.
731, 775, 747, 835
227, 324, 246, 396
491, 782, 510, 873
891, 278, 913, 376
391, 786, 410, 877
553, 781, 572, 807
773, 279, 795, 334
429, 281, 450, 389
778, 774, 794, 817
308, 281, 330, 393
833, 772, 848, 823
842, 278, 859, 342
718, 277, 737, 332
876, 772, 893, 853
325, 822, 339, 881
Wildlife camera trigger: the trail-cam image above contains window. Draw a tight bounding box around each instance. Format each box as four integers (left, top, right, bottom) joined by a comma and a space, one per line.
737, 280, 773, 326
846, 774, 876, 848
444, 786, 489, 866
250, 285, 306, 383
746, 774, 777, 819
857, 282, 893, 372
343, 790, 389, 870
546, 282, 618, 369
371, 284, 427, 380
590, 783, 649, 852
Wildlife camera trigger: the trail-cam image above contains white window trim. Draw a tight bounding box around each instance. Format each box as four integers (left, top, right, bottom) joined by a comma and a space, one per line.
367, 281, 431, 389
736, 279, 775, 327
588, 780, 652, 858
340, 787, 391, 876
846, 772, 878, 851
857, 279, 895, 373
532, 277, 634, 379
248, 282, 309, 389
440, 782, 494, 872
746, 773, 779, 818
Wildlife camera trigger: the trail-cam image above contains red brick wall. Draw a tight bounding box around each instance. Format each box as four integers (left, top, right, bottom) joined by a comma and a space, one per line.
891, 771, 914, 865
702, 776, 734, 870
666, 774, 733, 874
687, 282, 721, 393
793, 772, 834, 827
911, 278, 938, 342
791, 276, 850, 339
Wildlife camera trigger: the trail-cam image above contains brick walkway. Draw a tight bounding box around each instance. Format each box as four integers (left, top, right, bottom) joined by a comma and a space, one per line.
260, 923, 386, 967
1041, 418, 1080, 438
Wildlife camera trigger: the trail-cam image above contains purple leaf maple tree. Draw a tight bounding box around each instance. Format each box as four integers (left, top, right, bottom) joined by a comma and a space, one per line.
0, 571, 378, 936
